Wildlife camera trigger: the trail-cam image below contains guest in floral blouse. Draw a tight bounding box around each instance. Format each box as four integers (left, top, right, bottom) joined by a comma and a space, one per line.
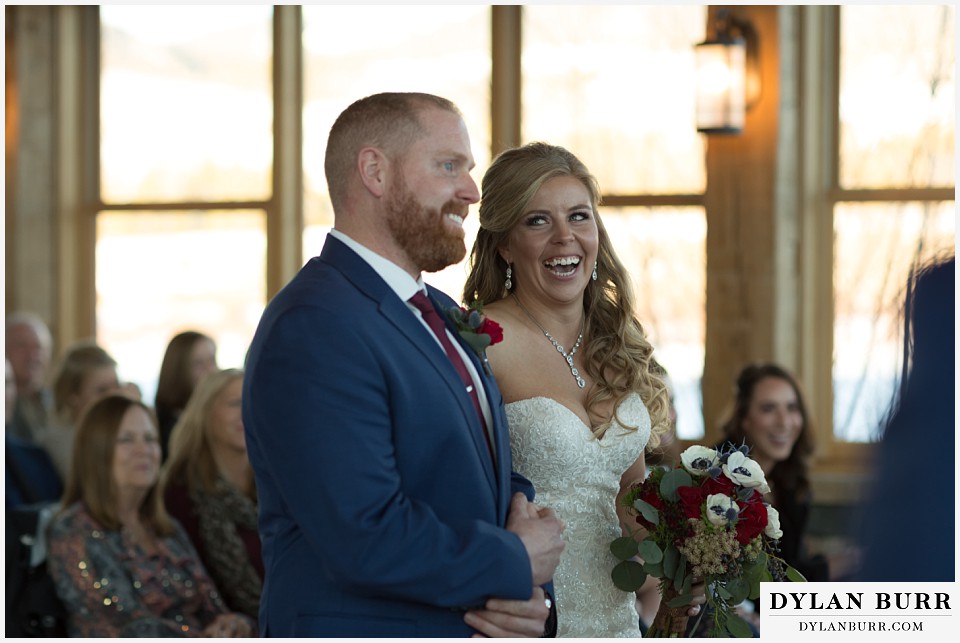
161, 368, 263, 622
46, 394, 254, 637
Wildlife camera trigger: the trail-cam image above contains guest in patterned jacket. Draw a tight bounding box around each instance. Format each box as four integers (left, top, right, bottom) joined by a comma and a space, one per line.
160, 368, 263, 622
46, 394, 254, 637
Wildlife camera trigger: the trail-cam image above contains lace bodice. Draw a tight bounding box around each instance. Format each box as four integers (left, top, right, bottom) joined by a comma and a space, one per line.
506, 393, 650, 638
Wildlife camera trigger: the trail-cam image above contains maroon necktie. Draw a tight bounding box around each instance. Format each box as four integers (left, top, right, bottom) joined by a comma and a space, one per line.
408, 291, 494, 462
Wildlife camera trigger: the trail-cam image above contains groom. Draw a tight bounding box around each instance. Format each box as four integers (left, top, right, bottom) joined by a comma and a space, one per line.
242, 92, 565, 637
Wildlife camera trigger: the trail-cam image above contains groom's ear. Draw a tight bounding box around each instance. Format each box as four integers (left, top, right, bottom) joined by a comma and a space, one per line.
357, 147, 388, 198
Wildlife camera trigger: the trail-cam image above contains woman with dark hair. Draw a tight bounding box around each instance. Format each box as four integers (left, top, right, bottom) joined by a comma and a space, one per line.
45, 394, 254, 637
718, 363, 859, 584
154, 331, 218, 459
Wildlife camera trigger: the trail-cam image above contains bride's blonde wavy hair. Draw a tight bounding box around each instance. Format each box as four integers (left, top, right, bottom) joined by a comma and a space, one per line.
463, 142, 669, 445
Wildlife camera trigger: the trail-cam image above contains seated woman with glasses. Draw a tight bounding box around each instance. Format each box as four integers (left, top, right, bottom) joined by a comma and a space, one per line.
45, 394, 255, 637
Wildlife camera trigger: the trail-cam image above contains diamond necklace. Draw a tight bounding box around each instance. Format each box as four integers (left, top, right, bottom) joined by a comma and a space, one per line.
513, 294, 586, 389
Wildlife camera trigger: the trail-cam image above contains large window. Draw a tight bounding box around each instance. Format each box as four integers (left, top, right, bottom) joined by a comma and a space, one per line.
832, 5, 955, 442
301, 5, 491, 300
83, 5, 956, 452
94, 6, 709, 416
523, 5, 708, 439
98, 6, 272, 400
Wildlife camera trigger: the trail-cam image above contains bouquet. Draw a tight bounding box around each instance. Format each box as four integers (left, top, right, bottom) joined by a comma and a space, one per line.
610, 443, 805, 637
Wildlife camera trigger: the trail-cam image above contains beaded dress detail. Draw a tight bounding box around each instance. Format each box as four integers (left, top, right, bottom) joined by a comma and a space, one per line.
506, 392, 650, 638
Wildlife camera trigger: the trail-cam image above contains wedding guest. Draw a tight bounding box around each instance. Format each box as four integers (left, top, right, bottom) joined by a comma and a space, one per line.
463, 141, 703, 637
161, 368, 263, 621
155, 331, 218, 460
243, 92, 564, 637
45, 394, 255, 637
6, 358, 63, 508
858, 255, 955, 581
5, 311, 54, 442
34, 340, 138, 480
718, 363, 861, 584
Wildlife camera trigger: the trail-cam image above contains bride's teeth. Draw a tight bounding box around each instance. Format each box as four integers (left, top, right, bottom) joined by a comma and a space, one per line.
544, 257, 580, 267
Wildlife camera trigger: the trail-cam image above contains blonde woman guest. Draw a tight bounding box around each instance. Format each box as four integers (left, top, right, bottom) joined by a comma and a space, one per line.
35, 340, 138, 480
161, 368, 263, 621
46, 394, 254, 637
463, 142, 702, 637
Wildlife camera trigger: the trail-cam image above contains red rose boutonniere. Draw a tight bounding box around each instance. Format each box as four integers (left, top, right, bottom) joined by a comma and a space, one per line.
445, 302, 503, 375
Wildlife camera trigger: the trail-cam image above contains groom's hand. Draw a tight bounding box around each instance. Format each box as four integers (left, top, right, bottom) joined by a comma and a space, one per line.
505, 493, 565, 586
464, 586, 550, 637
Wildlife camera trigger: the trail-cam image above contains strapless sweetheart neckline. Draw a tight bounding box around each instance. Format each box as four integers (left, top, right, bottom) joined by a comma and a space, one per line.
504, 391, 650, 637
505, 392, 646, 440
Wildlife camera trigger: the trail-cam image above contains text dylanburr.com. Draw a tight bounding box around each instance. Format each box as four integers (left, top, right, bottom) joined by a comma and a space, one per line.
760, 582, 956, 640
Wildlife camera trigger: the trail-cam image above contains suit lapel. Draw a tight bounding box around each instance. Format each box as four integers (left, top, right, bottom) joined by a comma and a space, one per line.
319, 237, 498, 496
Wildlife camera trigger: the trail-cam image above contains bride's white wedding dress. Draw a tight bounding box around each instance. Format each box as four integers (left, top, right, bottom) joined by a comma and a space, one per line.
506, 392, 651, 638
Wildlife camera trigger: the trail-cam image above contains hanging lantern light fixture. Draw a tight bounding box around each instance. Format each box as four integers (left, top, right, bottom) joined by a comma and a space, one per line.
695, 9, 759, 134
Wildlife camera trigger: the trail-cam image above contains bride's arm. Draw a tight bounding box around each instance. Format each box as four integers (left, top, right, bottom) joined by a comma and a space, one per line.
617, 454, 647, 537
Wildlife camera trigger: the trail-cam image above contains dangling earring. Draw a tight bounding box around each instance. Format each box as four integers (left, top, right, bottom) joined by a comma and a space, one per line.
592, 261, 598, 281
504, 266, 513, 291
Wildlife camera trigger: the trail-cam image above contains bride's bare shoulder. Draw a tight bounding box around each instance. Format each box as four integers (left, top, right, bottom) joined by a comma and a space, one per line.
481, 301, 531, 364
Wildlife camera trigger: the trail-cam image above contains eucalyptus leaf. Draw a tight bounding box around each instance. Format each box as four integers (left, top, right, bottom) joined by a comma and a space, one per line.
673, 554, 687, 592
681, 573, 692, 595
727, 578, 750, 605
737, 486, 755, 501
632, 498, 660, 525
744, 557, 765, 583
637, 539, 663, 564
643, 560, 663, 577
667, 593, 694, 608
724, 613, 754, 638
467, 309, 483, 329
611, 560, 647, 592
610, 536, 639, 561
659, 468, 693, 502
717, 585, 733, 601
786, 565, 808, 582
459, 331, 491, 353
663, 545, 679, 578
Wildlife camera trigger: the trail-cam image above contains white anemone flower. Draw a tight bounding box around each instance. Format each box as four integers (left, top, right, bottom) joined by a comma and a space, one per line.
680, 445, 719, 477
722, 451, 771, 494
764, 505, 783, 539
706, 494, 739, 527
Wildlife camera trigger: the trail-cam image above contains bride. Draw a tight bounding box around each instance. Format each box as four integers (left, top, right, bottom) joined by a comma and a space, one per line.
463, 142, 700, 637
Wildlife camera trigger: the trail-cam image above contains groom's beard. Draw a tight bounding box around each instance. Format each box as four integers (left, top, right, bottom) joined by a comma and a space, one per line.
386, 174, 466, 274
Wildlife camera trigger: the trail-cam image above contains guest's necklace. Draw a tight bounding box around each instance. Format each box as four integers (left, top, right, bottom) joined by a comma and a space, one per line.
513, 294, 586, 389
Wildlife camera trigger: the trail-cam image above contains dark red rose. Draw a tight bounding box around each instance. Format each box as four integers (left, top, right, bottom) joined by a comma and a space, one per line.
702, 475, 736, 496
479, 318, 504, 345
735, 491, 768, 544
631, 480, 665, 530
677, 485, 707, 519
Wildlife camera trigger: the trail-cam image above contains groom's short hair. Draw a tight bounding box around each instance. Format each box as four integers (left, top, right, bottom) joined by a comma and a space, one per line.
324, 92, 462, 212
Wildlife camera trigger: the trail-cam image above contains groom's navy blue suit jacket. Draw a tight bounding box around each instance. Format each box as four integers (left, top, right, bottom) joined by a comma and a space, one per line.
242, 235, 538, 636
